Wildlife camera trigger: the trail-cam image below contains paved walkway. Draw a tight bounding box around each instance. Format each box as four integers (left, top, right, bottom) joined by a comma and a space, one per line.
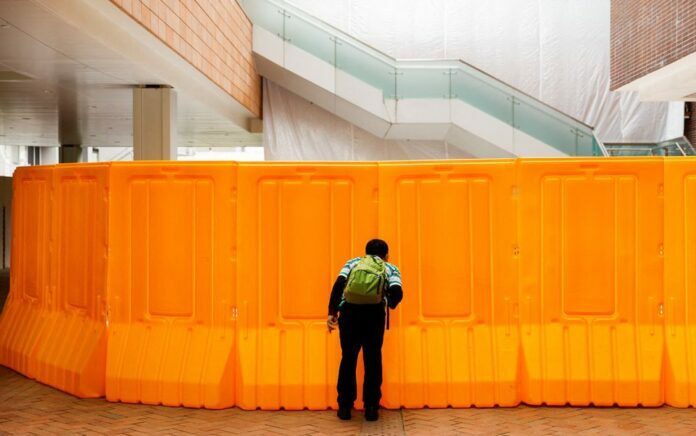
1, 366, 695, 435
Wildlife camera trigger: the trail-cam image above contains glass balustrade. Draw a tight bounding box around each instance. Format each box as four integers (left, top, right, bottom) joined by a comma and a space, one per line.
604, 137, 696, 157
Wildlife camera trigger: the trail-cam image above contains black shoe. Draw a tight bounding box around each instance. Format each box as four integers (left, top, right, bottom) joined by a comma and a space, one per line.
337, 407, 352, 420
364, 405, 379, 422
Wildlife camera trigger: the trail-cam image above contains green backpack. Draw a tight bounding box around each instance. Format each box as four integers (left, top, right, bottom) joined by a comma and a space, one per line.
343, 256, 387, 304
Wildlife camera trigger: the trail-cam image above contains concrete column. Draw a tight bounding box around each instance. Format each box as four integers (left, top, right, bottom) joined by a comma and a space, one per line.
58, 85, 82, 158
133, 86, 177, 160
59, 145, 87, 163
40, 147, 59, 165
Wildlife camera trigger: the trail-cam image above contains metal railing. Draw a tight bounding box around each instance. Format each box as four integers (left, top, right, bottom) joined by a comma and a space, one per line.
604, 137, 696, 157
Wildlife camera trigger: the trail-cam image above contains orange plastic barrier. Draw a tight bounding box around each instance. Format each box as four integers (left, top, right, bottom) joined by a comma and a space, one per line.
0, 166, 54, 379
664, 157, 696, 407
4, 158, 696, 409
235, 162, 379, 410
378, 160, 520, 408
518, 158, 664, 406
0, 164, 107, 397
105, 162, 237, 409
34, 164, 109, 397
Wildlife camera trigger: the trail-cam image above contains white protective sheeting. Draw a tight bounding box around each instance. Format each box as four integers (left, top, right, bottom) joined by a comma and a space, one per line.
263, 0, 683, 160
263, 80, 463, 160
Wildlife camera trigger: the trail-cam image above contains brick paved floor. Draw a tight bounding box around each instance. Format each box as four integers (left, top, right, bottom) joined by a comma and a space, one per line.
1, 366, 695, 435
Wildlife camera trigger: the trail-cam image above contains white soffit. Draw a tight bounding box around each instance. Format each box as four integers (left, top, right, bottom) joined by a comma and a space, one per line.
618, 51, 696, 102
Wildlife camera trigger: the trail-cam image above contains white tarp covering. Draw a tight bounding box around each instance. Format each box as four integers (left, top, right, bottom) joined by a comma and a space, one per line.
263, 0, 683, 160
263, 80, 475, 160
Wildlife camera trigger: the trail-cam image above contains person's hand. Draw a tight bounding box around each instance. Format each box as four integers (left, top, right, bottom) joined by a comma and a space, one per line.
327, 315, 338, 333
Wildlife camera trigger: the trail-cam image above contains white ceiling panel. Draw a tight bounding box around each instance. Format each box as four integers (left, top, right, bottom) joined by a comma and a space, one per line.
0, 0, 261, 148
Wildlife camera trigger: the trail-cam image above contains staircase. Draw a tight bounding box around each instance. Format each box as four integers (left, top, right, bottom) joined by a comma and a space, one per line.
241, 0, 607, 158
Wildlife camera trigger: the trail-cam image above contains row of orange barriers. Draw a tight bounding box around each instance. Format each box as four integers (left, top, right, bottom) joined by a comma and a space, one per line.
0, 158, 694, 409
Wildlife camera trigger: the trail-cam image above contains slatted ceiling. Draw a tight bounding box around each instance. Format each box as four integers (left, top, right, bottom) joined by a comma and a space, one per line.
0, 0, 260, 149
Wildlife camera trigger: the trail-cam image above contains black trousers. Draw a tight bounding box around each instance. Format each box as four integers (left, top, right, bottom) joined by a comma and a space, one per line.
337, 303, 385, 408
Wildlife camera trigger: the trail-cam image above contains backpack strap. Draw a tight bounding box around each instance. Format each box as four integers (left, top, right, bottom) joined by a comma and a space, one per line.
383, 263, 389, 330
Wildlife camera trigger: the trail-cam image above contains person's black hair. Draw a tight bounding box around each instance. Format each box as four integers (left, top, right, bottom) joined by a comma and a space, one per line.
365, 239, 388, 258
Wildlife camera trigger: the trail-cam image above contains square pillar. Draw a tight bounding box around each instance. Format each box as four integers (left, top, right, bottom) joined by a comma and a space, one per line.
41, 147, 59, 165
133, 86, 177, 160
59, 145, 87, 163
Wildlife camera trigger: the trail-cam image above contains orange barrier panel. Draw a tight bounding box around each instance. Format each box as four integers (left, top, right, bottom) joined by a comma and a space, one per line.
0, 164, 107, 397
664, 157, 696, 407
235, 163, 379, 410
518, 158, 664, 406
105, 162, 237, 409
0, 166, 55, 379
378, 160, 520, 408
32, 164, 109, 397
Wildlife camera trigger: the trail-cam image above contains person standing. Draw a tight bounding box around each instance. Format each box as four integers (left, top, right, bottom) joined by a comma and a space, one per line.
327, 239, 403, 422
